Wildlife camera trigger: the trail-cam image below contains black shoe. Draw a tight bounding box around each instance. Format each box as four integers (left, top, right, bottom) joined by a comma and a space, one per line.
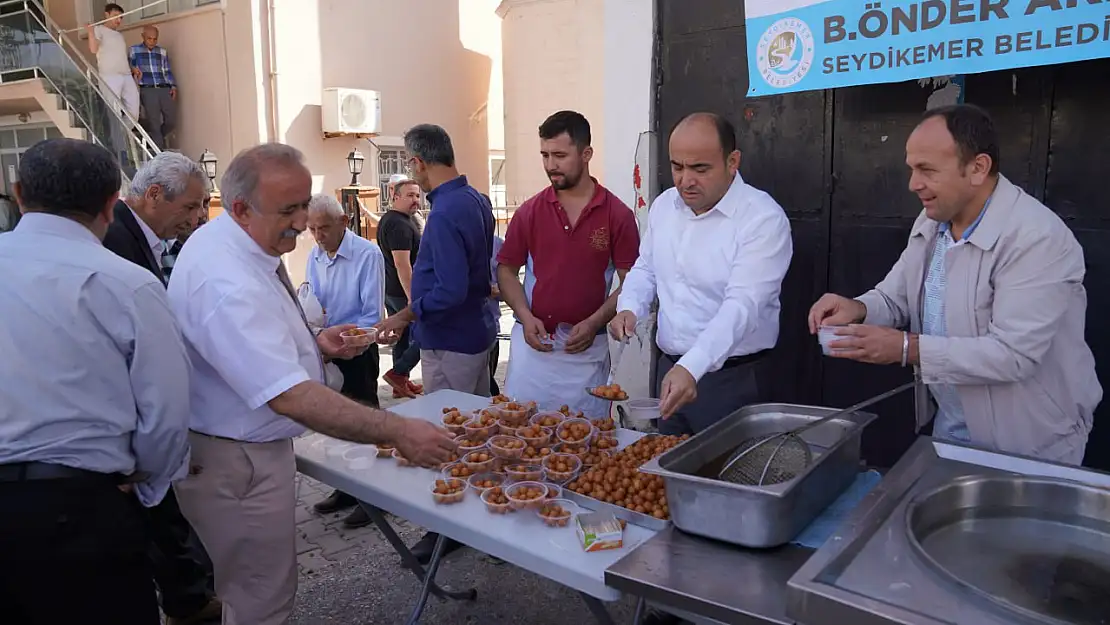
410, 531, 463, 565
342, 504, 372, 528
313, 490, 357, 514
641, 609, 683, 625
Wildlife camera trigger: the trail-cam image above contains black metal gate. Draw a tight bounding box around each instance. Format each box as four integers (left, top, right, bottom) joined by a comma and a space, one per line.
655, 0, 1110, 469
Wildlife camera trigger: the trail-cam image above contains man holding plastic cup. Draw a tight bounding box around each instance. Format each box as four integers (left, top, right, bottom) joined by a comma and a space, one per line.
305, 193, 386, 529
611, 112, 792, 437
497, 110, 640, 416
808, 104, 1100, 465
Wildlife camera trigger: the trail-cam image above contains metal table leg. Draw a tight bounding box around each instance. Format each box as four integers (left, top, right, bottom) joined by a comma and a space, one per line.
359, 502, 478, 603
579, 592, 617, 625
405, 533, 452, 625
632, 597, 646, 624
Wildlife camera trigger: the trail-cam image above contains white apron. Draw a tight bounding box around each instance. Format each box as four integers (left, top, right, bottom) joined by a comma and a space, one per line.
505, 323, 611, 418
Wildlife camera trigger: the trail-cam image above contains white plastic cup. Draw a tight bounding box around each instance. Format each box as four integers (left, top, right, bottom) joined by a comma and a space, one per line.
342, 445, 379, 470
624, 398, 660, 426
324, 438, 354, 458
817, 325, 849, 355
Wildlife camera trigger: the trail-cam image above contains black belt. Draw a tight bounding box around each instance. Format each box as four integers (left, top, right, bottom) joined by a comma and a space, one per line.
662, 349, 771, 369
0, 461, 116, 482
190, 429, 243, 443
140, 84, 173, 89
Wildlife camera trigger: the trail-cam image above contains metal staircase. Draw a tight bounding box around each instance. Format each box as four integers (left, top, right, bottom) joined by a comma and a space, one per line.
0, 0, 161, 181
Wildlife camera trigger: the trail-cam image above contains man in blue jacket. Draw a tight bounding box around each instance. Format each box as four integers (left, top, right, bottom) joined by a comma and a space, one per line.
375, 123, 496, 561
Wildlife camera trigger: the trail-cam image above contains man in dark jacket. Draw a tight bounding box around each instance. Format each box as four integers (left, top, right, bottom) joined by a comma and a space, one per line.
102, 151, 222, 625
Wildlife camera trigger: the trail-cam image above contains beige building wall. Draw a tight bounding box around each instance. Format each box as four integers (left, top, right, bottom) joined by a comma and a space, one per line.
462, 0, 505, 153
50, 0, 503, 283
498, 0, 605, 206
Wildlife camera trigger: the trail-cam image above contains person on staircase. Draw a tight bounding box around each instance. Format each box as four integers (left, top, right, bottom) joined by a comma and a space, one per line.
87, 4, 139, 122
130, 25, 178, 150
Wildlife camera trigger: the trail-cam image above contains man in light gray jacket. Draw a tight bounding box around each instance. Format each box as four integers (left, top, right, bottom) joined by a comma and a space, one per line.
809, 104, 1100, 465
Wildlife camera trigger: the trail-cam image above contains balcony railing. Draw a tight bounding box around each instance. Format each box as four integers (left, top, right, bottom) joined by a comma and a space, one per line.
0, 0, 160, 178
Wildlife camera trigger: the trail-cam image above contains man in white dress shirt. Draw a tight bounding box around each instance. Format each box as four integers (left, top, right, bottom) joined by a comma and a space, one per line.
0, 138, 190, 625
612, 112, 793, 438
168, 143, 455, 625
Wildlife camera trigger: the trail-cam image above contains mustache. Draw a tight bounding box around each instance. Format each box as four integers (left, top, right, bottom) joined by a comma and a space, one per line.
281, 228, 302, 239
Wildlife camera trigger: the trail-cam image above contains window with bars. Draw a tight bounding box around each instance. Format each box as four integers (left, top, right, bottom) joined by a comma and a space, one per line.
489, 156, 506, 208
0, 124, 63, 197
376, 147, 408, 210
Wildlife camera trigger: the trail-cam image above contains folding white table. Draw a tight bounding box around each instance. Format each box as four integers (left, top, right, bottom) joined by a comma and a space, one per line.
294, 389, 657, 624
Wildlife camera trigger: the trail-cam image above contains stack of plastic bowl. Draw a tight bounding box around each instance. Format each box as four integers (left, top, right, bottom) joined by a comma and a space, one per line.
552, 323, 573, 351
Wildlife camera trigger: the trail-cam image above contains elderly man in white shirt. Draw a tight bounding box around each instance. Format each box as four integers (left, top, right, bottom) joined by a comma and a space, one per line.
612, 112, 793, 439
168, 143, 455, 625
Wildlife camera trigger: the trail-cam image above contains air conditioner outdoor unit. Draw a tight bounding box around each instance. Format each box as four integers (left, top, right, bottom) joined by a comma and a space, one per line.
322, 88, 381, 135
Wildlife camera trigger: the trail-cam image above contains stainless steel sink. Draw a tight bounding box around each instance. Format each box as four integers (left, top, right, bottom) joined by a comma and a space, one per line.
788, 438, 1110, 625
906, 475, 1110, 625
639, 403, 877, 548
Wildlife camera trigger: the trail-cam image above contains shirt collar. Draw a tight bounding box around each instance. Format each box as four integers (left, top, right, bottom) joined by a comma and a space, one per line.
427, 175, 468, 205
127, 204, 164, 255
938, 193, 991, 240
13, 212, 101, 244
911, 175, 1014, 251
540, 178, 608, 212
672, 172, 746, 218
211, 212, 282, 271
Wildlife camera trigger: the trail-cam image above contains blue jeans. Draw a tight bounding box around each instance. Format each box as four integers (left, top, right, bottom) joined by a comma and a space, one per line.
385, 294, 421, 376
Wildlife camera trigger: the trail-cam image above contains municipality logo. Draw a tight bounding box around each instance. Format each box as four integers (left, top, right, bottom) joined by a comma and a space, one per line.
757, 17, 816, 89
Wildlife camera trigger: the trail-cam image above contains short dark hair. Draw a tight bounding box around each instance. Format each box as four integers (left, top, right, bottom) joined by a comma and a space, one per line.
18, 139, 120, 221
538, 110, 591, 150
404, 124, 455, 168
920, 104, 1000, 175
672, 112, 737, 159
392, 178, 418, 198
104, 3, 124, 14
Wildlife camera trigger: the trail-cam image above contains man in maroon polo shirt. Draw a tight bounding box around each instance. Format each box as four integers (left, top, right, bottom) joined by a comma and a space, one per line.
497, 110, 639, 416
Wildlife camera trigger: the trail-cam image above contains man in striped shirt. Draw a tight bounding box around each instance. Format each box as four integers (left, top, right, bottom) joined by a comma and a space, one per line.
129, 26, 177, 149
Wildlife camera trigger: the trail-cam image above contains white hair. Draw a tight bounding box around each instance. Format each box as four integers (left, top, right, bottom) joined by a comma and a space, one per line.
220, 143, 305, 209
129, 151, 206, 200
307, 193, 345, 220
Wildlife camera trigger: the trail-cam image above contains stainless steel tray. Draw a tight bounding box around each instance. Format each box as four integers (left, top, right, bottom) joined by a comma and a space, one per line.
906, 475, 1110, 625
639, 402, 877, 548
562, 432, 671, 531
562, 489, 670, 531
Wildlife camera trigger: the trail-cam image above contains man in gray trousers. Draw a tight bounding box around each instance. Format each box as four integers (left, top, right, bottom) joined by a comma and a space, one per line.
129, 25, 178, 149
